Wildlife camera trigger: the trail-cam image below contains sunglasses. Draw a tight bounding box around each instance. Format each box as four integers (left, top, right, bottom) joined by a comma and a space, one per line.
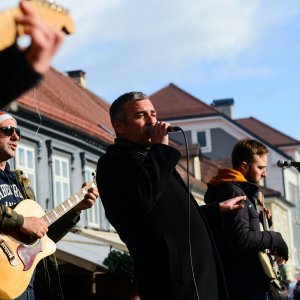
0, 126, 21, 138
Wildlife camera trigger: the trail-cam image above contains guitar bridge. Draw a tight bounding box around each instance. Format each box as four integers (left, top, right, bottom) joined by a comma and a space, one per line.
0, 240, 18, 266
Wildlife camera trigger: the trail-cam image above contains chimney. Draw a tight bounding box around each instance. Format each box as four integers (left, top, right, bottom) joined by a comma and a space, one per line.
66, 70, 86, 88
211, 98, 234, 118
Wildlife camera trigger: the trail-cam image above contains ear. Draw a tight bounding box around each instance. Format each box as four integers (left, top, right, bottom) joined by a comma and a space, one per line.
112, 119, 125, 136
240, 161, 249, 173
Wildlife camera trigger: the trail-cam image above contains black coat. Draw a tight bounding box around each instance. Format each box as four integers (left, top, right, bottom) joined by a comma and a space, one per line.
0, 44, 42, 108
204, 181, 287, 296
97, 139, 228, 300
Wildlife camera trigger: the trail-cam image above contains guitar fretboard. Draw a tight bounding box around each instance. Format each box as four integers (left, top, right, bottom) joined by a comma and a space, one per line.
0, 0, 74, 51
257, 191, 269, 231
42, 181, 96, 226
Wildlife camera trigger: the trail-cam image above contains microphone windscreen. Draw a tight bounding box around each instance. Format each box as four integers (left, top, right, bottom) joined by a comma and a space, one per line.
167, 126, 181, 132
277, 160, 284, 167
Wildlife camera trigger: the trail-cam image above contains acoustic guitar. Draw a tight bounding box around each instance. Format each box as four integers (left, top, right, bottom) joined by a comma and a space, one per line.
0, 179, 96, 300
0, 0, 74, 51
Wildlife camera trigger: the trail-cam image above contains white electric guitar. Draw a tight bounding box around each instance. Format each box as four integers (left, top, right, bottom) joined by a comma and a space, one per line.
257, 192, 282, 290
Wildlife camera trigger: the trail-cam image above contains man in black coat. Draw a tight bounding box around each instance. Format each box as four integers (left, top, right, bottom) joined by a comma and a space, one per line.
96, 91, 246, 300
204, 138, 289, 300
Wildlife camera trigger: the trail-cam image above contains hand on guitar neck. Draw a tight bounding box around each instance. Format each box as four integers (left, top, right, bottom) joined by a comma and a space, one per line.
19, 182, 98, 239
14, 0, 65, 74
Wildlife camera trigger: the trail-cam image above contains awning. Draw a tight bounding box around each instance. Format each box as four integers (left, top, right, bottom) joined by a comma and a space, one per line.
56, 229, 128, 272
74, 228, 128, 252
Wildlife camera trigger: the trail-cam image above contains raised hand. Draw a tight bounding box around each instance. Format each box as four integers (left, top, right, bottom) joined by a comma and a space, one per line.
15, 0, 65, 74
219, 196, 246, 214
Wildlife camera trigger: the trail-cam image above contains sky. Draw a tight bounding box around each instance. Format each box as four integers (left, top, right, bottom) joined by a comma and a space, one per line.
2, 0, 300, 140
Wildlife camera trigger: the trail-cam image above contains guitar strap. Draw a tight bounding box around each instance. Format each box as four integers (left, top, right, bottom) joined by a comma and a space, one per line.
14, 169, 36, 201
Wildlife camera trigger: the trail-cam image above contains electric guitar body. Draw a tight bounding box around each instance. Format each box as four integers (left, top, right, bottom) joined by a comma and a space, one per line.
257, 192, 282, 291
258, 224, 282, 289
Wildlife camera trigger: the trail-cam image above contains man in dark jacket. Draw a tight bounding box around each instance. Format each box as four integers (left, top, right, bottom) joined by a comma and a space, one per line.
204, 138, 289, 300
1, 0, 64, 108
0, 111, 99, 300
96, 91, 246, 300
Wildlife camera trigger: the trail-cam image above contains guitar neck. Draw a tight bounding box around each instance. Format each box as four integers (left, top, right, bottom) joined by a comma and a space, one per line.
257, 191, 269, 231
0, 0, 74, 51
42, 180, 96, 226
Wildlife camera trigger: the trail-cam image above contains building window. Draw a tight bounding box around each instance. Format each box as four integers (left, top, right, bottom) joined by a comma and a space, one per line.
288, 182, 300, 220
15, 144, 36, 193
288, 182, 298, 204
85, 165, 100, 228
52, 155, 70, 206
197, 131, 207, 148
195, 129, 211, 153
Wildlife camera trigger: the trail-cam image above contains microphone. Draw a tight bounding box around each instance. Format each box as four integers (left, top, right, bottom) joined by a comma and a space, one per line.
277, 160, 300, 168
167, 126, 181, 132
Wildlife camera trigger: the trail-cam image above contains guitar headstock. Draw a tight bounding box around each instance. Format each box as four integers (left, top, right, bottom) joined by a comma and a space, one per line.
27, 0, 75, 34
90, 171, 97, 189
257, 191, 265, 207
0, 0, 75, 51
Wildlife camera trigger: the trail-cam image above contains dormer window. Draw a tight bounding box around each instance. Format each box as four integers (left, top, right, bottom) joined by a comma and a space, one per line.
196, 130, 211, 153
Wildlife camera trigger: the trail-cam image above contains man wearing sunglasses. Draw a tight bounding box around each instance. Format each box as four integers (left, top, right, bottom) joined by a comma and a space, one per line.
0, 111, 99, 300
1, 0, 64, 109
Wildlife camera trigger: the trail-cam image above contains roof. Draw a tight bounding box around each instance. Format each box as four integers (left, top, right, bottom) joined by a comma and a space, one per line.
150, 83, 219, 120
17, 68, 115, 144
235, 117, 300, 148
150, 84, 299, 149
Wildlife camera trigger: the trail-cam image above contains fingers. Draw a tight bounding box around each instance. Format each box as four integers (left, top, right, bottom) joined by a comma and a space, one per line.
275, 257, 285, 265
265, 208, 272, 219
74, 186, 99, 212
233, 195, 246, 202
83, 187, 99, 207
152, 121, 170, 133
20, 216, 48, 238
81, 181, 88, 188
228, 196, 246, 210
219, 196, 246, 214
233, 196, 246, 208
15, 0, 65, 74
87, 186, 99, 199
150, 121, 170, 145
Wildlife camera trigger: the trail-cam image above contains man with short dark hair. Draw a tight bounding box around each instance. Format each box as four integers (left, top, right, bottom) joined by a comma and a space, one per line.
96, 91, 246, 300
204, 138, 289, 300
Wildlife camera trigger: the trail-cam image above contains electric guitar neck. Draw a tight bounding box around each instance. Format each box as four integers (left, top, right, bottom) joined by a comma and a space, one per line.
257, 191, 282, 289
0, 0, 74, 51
